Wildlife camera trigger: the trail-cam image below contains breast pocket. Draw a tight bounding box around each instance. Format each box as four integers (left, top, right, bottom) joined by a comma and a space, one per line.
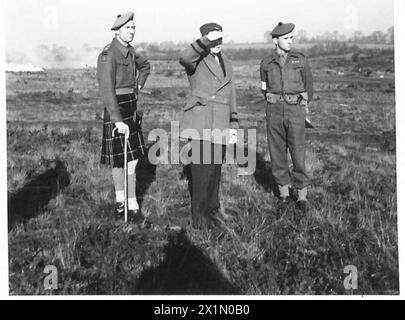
288, 65, 304, 83
116, 60, 133, 83
117, 60, 129, 67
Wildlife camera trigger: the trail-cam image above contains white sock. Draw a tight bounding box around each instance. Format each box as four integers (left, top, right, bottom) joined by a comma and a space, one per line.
278, 185, 290, 198
116, 190, 124, 203
128, 197, 139, 210
298, 187, 308, 201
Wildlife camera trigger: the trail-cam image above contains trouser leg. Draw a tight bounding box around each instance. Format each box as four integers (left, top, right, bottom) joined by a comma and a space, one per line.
266, 104, 290, 187
287, 107, 310, 189
206, 163, 223, 214
190, 141, 224, 221
190, 163, 211, 219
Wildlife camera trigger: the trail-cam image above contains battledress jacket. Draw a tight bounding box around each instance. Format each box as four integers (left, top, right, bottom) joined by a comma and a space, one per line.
97, 37, 151, 122
260, 49, 313, 102
179, 36, 238, 143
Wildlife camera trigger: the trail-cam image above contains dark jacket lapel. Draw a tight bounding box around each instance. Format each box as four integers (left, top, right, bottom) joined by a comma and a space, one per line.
203, 54, 225, 81
217, 54, 232, 90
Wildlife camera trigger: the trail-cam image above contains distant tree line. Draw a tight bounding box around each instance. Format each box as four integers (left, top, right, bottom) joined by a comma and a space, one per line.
20, 27, 393, 68
134, 27, 394, 60
286, 27, 394, 44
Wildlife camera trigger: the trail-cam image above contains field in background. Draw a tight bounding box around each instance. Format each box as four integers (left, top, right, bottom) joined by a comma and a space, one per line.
6, 48, 397, 295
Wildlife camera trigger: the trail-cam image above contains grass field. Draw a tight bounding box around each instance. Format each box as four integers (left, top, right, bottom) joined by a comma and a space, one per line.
6, 49, 397, 295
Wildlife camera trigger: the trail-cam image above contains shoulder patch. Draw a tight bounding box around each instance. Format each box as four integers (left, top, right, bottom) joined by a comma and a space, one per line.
100, 44, 111, 62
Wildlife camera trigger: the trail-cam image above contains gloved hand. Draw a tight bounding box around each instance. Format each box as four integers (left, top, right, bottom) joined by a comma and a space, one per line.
229, 129, 238, 144
206, 30, 223, 41
114, 121, 129, 139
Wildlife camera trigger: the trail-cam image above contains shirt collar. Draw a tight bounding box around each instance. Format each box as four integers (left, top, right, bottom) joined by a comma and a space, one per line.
276, 48, 288, 60
112, 37, 132, 57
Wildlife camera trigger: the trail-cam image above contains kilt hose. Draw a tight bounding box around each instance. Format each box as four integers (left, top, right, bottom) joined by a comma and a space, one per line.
100, 93, 146, 168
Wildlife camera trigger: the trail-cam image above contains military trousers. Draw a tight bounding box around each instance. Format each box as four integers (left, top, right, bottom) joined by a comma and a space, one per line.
188, 140, 226, 223
265, 101, 310, 189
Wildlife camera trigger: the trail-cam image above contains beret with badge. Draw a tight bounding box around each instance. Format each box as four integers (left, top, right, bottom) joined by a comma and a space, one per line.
270, 22, 295, 38
111, 12, 134, 31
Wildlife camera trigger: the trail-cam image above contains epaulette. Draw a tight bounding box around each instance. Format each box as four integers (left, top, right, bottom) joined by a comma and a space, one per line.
102, 44, 111, 55
261, 53, 277, 65
290, 50, 306, 58
100, 44, 111, 62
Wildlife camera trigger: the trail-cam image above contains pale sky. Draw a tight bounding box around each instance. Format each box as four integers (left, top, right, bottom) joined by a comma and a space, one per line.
5, 0, 394, 51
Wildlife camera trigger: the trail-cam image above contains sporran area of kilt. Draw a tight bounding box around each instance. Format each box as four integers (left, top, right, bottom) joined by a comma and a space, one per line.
101, 93, 145, 168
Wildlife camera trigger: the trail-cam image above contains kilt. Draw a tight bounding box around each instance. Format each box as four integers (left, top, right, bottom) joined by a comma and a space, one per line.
100, 93, 146, 168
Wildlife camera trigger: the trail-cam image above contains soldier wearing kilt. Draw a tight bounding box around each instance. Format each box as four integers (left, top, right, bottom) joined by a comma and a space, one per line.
97, 12, 150, 221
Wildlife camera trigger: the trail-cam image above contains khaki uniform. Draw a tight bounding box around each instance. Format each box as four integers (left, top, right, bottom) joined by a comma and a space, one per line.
260, 50, 313, 189
97, 37, 150, 122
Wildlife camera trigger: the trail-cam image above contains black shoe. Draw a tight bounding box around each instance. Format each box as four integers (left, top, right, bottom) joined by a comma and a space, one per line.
279, 196, 290, 204
191, 215, 218, 230
211, 208, 233, 223
191, 216, 206, 229
114, 202, 125, 219
141, 216, 153, 229
128, 209, 144, 224
297, 200, 308, 213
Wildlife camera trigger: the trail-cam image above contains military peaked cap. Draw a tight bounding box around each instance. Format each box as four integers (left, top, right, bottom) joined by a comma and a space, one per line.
200, 22, 222, 36
111, 12, 134, 31
271, 22, 295, 38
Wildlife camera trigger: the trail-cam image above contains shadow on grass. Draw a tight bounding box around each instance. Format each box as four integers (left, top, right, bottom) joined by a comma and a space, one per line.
253, 152, 279, 197
7, 159, 70, 232
136, 144, 157, 206
133, 230, 241, 295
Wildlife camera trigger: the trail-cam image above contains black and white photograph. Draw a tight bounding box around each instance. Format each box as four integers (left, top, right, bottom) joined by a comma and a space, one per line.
2, 0, 403, 299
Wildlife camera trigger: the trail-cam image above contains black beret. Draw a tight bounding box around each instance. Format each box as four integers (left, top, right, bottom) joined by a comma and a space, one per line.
111, 12, 134, 31
270, 22, 295, 38
200, 22, 222, 36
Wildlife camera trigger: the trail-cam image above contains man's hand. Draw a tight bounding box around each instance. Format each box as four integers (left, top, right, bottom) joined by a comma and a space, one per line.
206, 30, 223, 41
266, 92, 276, 103
114, 121, 129, 139
136, 110, 144, 118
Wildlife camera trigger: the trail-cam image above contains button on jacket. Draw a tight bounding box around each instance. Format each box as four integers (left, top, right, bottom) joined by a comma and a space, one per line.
260, 50, 313, 100
179, 36, 238, 143
97, 37, 151, 122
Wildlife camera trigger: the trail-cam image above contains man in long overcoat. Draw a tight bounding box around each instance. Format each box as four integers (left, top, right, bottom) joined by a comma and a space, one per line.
179, 22, 239, 228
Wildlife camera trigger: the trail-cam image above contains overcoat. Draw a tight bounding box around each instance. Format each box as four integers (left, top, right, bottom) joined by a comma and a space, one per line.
179, 36, 238, 143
